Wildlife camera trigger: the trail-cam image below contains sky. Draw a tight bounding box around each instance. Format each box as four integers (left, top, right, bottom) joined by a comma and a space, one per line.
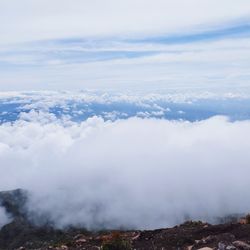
0, 0, 250, 92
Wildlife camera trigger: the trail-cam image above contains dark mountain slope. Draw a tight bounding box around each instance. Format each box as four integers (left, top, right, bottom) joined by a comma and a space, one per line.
0, 189, 250, 250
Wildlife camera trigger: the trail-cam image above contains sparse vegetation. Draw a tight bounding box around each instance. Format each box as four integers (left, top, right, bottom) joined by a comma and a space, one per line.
101, 231, 132, 250
246, 214, 250, 224
180, 220, 204, 228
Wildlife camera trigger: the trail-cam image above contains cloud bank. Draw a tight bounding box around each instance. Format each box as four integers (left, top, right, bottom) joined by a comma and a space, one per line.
0, 114, 250, 229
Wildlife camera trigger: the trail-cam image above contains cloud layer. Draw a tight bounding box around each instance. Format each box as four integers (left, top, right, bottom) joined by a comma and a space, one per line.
1, 91, 250, 124
1, 0, 250, 44
0, 115, 250, 229
0, 1, 250, 90
1, 31, 250, 91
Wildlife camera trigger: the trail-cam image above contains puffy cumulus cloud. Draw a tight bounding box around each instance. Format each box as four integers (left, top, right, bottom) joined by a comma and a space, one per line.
0, 206, 11, 229
0, 0, 250, 44
0, 115, 250, 229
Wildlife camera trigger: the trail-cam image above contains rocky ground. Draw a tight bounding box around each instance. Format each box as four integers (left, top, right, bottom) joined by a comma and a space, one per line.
1, 189, 250, 250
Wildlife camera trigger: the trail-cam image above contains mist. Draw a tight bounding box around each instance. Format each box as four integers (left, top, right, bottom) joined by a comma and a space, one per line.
0, 206, 11, 229
0, 115, 250, 229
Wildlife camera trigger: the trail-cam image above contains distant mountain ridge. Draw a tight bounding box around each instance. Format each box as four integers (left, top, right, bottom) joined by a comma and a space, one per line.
0, 189, 28, 219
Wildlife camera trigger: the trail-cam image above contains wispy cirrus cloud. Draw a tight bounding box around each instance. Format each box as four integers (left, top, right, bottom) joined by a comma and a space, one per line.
0, 0, 250, 91
1, 0, 250, 44
1, 37, 250, 91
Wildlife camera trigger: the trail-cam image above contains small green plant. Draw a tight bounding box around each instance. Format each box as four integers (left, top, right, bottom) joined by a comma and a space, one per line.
101, 232, 132, 250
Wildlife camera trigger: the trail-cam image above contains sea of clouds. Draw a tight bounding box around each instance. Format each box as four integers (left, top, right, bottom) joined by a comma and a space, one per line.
1, 91, 250, 124
0, 99, 250, 229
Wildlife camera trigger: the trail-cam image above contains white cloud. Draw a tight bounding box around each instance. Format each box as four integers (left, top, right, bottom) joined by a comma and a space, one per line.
0, 1, 249, 91
0, 0, 250, 44
0, 115, 250, 229
0, 206, 11, 229
1, 35, 250, 92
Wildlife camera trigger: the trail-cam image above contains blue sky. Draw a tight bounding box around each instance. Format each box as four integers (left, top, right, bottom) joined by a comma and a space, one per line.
0, 0, 250, 92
